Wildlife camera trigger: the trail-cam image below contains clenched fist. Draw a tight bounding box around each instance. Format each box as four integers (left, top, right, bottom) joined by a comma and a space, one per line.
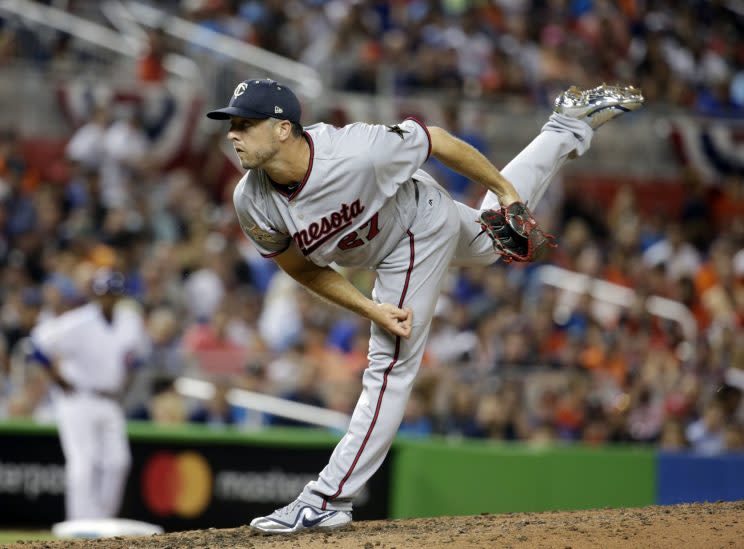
370, 303, 413, 339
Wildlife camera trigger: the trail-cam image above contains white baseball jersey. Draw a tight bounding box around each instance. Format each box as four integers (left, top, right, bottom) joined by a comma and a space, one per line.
233, 118, 433, 268
31, 302, 144, 393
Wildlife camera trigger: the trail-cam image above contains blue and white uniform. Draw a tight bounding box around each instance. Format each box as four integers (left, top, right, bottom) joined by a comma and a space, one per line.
31, 300, 145, 520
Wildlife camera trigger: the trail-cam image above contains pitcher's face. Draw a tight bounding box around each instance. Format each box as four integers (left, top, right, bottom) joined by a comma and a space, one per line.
227, 117, 280, 170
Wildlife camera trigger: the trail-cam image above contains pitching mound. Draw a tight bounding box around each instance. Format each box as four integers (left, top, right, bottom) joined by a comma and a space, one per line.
6, 501, 743, 549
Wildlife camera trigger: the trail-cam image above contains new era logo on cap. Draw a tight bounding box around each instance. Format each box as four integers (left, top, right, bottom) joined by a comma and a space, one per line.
206, 78, 302, 124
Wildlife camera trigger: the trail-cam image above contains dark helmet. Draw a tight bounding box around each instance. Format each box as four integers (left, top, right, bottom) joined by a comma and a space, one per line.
91, 269, 126, 296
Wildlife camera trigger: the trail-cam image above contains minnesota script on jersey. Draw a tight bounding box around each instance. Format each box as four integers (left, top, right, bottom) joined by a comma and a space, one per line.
233, 118, 434, 268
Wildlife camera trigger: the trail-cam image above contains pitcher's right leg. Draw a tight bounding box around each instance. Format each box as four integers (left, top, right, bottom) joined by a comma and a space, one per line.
480, 83, 643, 212
455, 84, 644, 266
479, 113, 593, 212
452, 120, 586, 266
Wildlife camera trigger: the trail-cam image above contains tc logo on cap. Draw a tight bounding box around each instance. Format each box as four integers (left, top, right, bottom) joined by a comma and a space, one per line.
233, 82, 248, 97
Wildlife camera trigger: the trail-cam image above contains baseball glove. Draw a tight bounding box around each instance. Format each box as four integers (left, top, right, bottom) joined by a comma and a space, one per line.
478, 202, 556, 263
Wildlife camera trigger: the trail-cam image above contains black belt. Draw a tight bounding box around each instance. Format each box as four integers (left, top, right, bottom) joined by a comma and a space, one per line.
74, 389, 120, 400
94, 389, 120, 400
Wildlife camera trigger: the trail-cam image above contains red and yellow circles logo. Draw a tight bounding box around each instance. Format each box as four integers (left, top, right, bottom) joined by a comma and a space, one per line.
142, 452, 212, 517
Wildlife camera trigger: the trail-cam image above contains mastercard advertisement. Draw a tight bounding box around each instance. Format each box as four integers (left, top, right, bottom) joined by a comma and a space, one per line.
0, 431, 391, 530
123, 443, 391, 530
141, 452, 213, 518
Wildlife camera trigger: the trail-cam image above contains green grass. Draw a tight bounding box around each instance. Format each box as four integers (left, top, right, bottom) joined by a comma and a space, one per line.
0, 531, 56, 544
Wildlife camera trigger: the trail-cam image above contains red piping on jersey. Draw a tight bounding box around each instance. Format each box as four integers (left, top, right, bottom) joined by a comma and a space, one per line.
322, 230, 415, 510
398, 231, 415, 309
404, 116, 431, 160
269, 131, 314, 200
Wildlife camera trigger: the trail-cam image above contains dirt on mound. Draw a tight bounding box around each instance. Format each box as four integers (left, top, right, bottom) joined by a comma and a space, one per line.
5, 501, 743, 549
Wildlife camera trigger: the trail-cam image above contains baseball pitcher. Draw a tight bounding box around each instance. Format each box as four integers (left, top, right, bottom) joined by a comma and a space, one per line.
206, 79, 643, 532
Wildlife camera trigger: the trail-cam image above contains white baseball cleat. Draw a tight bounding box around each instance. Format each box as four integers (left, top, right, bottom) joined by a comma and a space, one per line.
249, 498, 352, 534
553, 83, 644, 129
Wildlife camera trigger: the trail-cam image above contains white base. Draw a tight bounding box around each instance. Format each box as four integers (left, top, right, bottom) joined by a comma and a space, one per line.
52, 518, 164, 539
725, 368, 744, 391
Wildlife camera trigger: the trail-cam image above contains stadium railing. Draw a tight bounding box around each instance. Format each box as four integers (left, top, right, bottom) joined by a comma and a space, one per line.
0, 0, 199, 82
538, 264, 698, 341
174, 376, 351, 431
121, 0, 324, 101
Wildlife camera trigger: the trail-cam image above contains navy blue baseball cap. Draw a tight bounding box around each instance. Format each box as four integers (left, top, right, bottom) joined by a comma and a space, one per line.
91, 269, 126, 296
206, 79, 302, 124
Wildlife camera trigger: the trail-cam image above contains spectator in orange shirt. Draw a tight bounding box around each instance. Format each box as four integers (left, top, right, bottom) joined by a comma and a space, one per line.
138, 28, 167, 84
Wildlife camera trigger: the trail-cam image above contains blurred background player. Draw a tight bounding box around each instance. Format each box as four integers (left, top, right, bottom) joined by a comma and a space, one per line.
29, 269, 146, 520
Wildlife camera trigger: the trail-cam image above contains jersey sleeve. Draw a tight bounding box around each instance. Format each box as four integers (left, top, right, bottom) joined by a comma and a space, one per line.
233, 176, 292, 258
363, 117, 432, 187
30, 319, 74, 361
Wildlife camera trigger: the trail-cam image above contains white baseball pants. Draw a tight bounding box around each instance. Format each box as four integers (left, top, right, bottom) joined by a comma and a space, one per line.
56, 392, 131, 519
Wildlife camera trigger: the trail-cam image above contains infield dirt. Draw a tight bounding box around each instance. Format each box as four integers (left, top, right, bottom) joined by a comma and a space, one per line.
4, 501, 743, 549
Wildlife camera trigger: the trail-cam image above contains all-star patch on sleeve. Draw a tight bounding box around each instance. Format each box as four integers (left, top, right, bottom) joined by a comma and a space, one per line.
233, 173, 291, 258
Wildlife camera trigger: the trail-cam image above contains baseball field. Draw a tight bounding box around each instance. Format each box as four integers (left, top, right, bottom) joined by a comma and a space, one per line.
2, 501, 742, 549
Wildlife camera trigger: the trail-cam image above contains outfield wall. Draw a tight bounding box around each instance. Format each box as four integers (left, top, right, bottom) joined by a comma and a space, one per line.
0, 421, 390, 530
391, 440, 656, 517
0, 421, 741, 528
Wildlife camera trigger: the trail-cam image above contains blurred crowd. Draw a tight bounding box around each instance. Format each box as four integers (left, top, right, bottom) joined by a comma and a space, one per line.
0, 99, 742, 454
2, 0, 744, 113
224, 0, 743, 112
0, 0, 742, 456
